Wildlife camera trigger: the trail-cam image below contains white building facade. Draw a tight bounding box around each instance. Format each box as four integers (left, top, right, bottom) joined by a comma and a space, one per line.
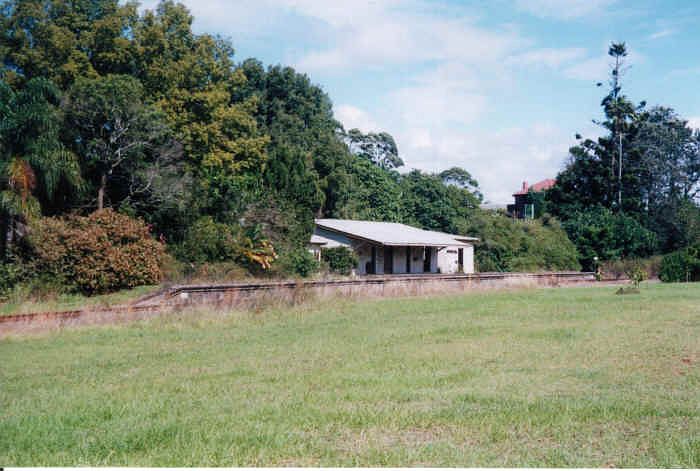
309, 219, 477, 275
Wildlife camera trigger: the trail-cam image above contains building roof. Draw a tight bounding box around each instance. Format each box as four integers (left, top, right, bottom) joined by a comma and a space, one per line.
315, 219, 478, 247
513, 178, 556, 196
309, 235, 328, 245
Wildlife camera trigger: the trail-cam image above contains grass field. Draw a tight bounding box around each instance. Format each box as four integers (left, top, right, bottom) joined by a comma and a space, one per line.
1, 283, 699, 466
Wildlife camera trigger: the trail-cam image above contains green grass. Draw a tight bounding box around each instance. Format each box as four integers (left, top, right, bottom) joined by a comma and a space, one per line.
1, 283, 699, 466
0, 284, 160, 317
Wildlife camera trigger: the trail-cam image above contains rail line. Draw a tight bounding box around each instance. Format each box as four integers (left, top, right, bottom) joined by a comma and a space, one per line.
0, 271, 598, 332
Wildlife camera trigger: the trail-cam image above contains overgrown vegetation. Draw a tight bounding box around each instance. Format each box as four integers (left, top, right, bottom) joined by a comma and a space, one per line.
0, 5, 697, 298
322, 247, 359, 275
659, 243, 700, 282
0, 0, 584, 298
18, 209, 165, 295
465, 212, 580, 272
545, 43, 700, 272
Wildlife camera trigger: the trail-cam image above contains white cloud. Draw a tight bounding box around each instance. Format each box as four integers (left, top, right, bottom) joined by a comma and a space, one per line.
515, 0, 617, 20
295, 12, 523, 73
395, 123, 575, 204
562, 55, 610, 81
563, 46, 645, 81
687, 116, 700, 129
334, 104, 378, 133
388, 63, 489, 129
648, 28, 676, 40
506, 47, 587, 68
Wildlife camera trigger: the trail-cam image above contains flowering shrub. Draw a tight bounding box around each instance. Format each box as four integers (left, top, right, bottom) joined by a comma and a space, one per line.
24, 209, 165, 294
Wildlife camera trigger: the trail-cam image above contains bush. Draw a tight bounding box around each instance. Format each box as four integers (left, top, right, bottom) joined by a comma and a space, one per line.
175, 217, 239, 263
22, 209, 165, 295
0, 260, 25, 300
460, 211, 580, 272
321, 247, 359, 275
275, 249, 319, 278
175, 217, 277, 273
659, 245, 700, 283
562, 206, 657, 271
601, 256, 663, 280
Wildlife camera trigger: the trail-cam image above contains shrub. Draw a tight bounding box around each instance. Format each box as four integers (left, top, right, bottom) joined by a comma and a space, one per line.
0, 259, 25, 300
275, 249, 319, 278
622, 259, 647, 288
562, 206, 657, 271
461, 211, 580, 272
175, 217, 239, 263
601, 256, 663, 280
22, 209, 165, 295
322, 247, 359, 275
175, 217, 277, 273
659, 245, 700, 283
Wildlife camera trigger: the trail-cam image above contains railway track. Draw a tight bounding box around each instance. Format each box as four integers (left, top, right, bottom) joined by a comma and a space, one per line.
1, 271, 599, 333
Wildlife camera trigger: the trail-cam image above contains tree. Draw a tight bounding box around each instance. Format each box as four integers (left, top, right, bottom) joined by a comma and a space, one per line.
601, 42, 632, 208
547, 41, 700, 259
0, 78, 81, 257
66, 74, 170, 210
633, 107, 700, 250
332, 156, 403, 222
0, 0, 138, 89
342, 128, 404, 170
132, 3, 269, 222
552, 42, 645, 217
400, 169, 480, 233
439, 167, 482, 201
561, 206, 657, 270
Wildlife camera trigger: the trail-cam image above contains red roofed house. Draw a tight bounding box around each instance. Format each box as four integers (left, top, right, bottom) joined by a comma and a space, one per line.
506, 179, 556, 219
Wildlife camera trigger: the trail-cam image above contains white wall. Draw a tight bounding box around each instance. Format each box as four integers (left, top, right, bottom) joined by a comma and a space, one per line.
464, 245, 474, 273
437, 245, 475, 274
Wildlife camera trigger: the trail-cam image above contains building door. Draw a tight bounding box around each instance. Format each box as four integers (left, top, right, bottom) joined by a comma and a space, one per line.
367, 246, 376, 274
383, 246, 393, 274
423, 247, 431, 272
405, 247, 411, 273
458, 248, 464, 272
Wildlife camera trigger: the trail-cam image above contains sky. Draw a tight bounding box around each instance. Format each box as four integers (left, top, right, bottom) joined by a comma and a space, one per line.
141, 0, 700, 203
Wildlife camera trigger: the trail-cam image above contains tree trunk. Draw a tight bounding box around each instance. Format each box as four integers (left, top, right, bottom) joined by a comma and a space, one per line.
0, 216, 8, 260
97, 173, 107, 210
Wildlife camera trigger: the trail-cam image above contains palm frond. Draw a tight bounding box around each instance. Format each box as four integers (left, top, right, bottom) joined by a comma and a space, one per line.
7, 158, 36, 200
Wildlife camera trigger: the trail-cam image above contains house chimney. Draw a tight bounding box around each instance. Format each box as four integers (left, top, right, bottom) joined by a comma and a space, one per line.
522, 181, 528, 192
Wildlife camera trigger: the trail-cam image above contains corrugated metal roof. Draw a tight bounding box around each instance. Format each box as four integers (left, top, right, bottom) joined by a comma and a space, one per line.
315, 219, 478, 247
309, 235, 328, 245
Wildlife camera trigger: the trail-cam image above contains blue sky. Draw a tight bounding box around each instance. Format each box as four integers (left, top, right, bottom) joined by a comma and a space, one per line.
141, 0, 700, 203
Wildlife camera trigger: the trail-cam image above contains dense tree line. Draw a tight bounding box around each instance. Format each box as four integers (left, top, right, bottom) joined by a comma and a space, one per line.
0, 0, 586, 295
544, 43, 700, 271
